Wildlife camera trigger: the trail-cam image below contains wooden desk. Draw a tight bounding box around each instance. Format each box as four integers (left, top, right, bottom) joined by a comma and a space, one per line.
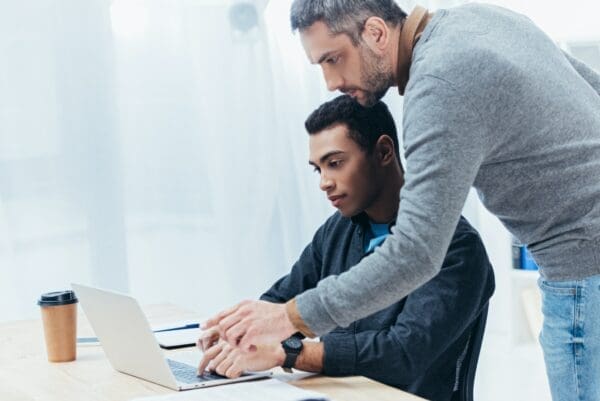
0, 304, 424, 401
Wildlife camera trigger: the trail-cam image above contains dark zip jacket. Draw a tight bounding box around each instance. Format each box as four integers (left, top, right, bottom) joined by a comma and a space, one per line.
261, 213, 495, 401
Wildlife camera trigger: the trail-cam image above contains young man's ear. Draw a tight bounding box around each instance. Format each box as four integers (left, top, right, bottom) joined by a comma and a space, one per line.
361, 16, 392, 53
375, 135, 396, 166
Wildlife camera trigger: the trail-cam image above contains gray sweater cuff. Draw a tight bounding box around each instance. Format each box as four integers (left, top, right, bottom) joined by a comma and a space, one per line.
322, 332, 357, 376
296, 288, 338, 336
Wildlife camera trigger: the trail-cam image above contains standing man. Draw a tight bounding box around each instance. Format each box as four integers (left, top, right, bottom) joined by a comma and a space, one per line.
205, 2, 600, 400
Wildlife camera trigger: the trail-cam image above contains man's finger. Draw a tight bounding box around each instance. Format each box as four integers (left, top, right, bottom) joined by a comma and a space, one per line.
200, 329, 219, 351
202, 304, 240, 329
198, 332, 210, 351
225, 363, 243, 379
208, 345, 230, 373
215, 355, 234, 377
202, 300, 253, 329
197, 343, 222, 375
216, 350, 238, 377
197, 344, 221, 375
201, 337, 217, 352
223, 318, 249, 345
217, 310, 251, 340
200, 337, 211, 352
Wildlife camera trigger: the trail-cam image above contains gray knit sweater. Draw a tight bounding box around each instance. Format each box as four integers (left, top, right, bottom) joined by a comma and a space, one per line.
296, 3, 600, 336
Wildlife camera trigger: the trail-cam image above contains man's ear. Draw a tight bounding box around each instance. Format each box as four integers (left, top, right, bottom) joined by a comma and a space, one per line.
375, 135, 396, 166
361, 16, 392, 53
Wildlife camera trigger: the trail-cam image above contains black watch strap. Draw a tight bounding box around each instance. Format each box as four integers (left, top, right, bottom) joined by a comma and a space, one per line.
282, 351, 300, 370
281, 336, 303, 371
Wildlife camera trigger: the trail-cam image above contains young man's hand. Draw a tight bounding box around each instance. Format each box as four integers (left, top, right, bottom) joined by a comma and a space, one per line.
196, 340, 285, 378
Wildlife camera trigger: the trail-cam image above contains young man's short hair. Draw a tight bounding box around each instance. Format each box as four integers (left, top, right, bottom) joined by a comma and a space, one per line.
290, 0, 407, 45
305, 95, 402, 168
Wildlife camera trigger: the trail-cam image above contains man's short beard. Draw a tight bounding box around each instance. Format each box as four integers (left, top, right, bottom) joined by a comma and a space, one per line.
359, 43, 394, 107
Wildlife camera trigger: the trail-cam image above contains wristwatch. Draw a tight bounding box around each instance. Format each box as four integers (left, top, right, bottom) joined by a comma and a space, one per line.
281, 336, 304, 373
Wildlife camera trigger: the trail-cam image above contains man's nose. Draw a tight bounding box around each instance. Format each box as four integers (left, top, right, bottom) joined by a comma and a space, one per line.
323, 69, 343, 92
320, 173, 334, 192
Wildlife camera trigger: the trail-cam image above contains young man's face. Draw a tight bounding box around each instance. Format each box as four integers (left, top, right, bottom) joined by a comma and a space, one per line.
300, 21, 392, 107
309, 123, 382, 217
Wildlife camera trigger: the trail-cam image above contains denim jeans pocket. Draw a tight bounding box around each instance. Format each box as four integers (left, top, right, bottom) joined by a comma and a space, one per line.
538, 278, 578, 346
538, 278, 578, 295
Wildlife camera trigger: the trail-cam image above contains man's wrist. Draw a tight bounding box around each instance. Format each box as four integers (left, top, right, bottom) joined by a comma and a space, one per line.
285, 298, 316, 338
294, 341, 324, 373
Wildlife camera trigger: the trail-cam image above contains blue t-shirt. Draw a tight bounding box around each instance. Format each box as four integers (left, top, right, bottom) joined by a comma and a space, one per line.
365, 222, 391, 254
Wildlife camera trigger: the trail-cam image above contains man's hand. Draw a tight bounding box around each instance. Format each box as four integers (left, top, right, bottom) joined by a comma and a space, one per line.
202, 300, 296, 351
197, 340, 285, 378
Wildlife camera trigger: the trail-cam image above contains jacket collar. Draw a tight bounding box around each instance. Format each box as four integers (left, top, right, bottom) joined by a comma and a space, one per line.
351, 211, 397, 230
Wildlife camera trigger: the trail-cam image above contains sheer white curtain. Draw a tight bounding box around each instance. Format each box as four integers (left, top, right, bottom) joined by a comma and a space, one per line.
0, 0, 336, 322
0, 0, 128, 321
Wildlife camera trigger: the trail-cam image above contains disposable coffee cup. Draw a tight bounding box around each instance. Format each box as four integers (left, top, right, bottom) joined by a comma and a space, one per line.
38, 290, 78, 362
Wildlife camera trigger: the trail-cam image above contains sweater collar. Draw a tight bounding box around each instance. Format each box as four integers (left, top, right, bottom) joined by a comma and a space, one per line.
397, 5, 432, 95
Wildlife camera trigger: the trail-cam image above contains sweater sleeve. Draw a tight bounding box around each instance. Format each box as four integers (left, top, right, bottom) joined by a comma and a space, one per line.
295, 75, 490, 336
320, 222, 494, 387
562, 50, 600, 95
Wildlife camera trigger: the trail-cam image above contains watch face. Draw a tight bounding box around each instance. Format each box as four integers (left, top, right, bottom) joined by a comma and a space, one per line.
284, 337, 303, 351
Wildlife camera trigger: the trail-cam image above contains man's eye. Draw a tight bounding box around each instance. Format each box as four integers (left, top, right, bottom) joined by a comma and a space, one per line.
327, 56, 339, 65
313, 166, 321, 174
329, 160, 342, 168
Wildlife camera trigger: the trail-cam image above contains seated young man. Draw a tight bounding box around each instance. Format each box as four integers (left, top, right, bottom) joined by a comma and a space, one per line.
197, 95, 495, 401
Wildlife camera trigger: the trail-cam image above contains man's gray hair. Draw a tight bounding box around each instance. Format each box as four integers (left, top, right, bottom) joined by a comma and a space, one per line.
290, 0, 407, 45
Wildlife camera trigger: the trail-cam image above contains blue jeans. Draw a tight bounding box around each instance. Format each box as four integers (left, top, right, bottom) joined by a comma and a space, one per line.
539, 274, 600, 401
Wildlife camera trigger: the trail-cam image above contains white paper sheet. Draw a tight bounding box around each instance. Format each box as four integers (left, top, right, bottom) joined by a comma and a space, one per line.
77, 320, 202, 347
129, 379, 329, 401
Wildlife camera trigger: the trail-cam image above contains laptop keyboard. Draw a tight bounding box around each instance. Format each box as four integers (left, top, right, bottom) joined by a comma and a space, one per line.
167, 359, 227, 384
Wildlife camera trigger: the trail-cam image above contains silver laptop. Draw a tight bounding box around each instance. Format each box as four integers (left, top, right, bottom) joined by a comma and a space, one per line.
72, 283, 271, 390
